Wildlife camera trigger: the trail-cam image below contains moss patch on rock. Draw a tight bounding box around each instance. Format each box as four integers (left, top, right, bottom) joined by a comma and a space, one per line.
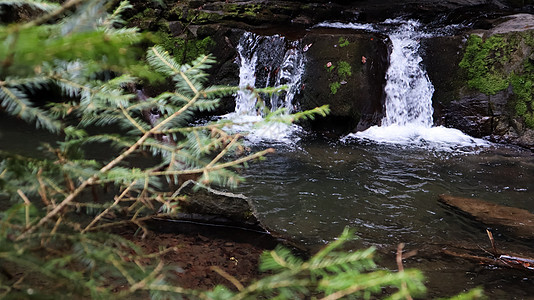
459, 34, 511, 94
324, 60, 352, 95
459, 31, 534, 128
153, 32, 216, 64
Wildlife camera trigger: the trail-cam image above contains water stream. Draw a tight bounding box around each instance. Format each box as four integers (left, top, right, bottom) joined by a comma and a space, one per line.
223, 32, 305, 143
238, 140, 534, 297
229, 22, 534, 297
1, 21, 532, 298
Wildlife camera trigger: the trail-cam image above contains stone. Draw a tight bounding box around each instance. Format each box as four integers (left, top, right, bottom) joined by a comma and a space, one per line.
425, 14, 534, 148
489, 13, 534, 35
439, 194, 534, 239
299, 29, 389, 132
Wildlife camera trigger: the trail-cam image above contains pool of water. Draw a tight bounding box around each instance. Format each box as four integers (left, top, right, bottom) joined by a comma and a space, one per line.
3, 115, 534, 298
237, 137, 534, 298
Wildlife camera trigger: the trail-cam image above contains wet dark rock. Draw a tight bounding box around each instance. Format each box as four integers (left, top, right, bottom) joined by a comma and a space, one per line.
146, 180, 308, 253
0, 3, 45, 24
174, 180, 264, 230
126, 0, 533, 35
122, 1, 534, 146
420, 13, 534, 149
299, 29, 389, 132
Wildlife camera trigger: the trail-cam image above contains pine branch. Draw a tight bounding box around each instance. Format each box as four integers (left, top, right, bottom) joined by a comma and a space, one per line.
101, 0, 132, 28
146, 45, 181, 76
21, 0, 83, 28
0, 84, 61, 133
150, 148, 275, 177
0, 0, 60, 13
61, 0, 107, 35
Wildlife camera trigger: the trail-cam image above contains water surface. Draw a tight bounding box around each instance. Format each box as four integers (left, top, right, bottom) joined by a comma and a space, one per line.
237, 138, 534, 298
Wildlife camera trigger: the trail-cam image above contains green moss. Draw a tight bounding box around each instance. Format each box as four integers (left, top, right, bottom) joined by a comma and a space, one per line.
324, 60, 352, 95
459, 34, 512, 95
330, 82, 341, 95
511, 73, 533, 103
153, 32, 215, 64
460, 32, 534, 128
516, 100, 528, 116
338, 37, 350, 48
189, 10, 222, 23
223, 3, 262, 18
526, 112, 534, 128
337, 61, 352, 79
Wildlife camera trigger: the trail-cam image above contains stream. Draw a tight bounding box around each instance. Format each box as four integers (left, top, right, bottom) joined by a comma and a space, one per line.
1, 16, 533, 299
226, 19, 534, 298
237, 138, 534, 297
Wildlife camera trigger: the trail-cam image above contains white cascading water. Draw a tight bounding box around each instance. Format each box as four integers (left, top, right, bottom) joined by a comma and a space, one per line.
271, 40, 305, 111
224, 32, 305, 143
234, 32, 260, 115
319, 19, 489, 151
381, 20, 434, 128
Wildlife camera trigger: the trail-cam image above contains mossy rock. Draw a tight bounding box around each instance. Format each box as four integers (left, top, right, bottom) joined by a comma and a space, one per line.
300, 29, 389, 132
458, 30, 534, 129
431, 14, 534, 148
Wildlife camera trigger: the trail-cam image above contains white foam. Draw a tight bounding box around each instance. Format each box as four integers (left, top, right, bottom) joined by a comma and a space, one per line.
222, 113, 302, 144
224, 32, 306, 144
344, 125, 490, 151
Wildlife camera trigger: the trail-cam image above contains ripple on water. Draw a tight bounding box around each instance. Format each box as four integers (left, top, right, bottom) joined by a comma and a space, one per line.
241, 140, 534, 248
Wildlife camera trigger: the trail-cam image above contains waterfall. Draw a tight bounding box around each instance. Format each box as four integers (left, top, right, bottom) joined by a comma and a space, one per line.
224, 32, 306, 143
381, 20, 434, 127
234, 32, 260, 115
319, 19, 489, 151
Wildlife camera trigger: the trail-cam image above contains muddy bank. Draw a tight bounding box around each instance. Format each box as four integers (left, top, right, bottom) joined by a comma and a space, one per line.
118, 226, 268, 291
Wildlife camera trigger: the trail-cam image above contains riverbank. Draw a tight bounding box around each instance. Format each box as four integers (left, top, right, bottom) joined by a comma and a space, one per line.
117, 225, 267, 291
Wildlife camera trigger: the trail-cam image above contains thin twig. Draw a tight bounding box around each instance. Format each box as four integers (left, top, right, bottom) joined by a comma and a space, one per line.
205, 134, 241, 169
129, 261, 165, 292
86, 213, 175, 232
151, 148, 275, 177
36, 168, 51, 206
17, 176, 94, 240
486, 229, 498, 256
120, 105, 147, 134
22, 0, 83, 29
17, 190, 31, 228
82, 181, 135, 233
110, 256, 136, 286
211, 266, 244, 291
396, 243, 413, 300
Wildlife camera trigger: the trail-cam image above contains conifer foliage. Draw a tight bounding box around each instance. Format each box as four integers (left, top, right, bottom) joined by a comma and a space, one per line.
0, 0, 479, 299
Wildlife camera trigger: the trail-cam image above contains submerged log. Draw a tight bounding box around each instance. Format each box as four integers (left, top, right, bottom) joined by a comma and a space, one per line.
438, 194, 534, 238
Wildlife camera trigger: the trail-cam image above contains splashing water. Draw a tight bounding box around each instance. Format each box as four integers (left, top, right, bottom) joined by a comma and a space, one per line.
381, 20, 434, 127
224, 32, 306, 144
234, 32, 260, 115
318, 19, 489, 151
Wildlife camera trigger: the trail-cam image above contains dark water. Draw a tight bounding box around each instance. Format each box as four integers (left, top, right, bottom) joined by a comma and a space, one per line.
3, 116, 534, 298
237, 138, 534, 298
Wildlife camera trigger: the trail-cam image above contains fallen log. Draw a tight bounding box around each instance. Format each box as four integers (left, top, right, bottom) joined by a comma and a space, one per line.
438, 194, 534, 239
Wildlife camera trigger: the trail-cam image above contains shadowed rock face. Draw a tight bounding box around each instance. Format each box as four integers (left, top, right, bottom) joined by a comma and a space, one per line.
128, 0, 533, 33
299, 29, 389, 132
423, 14, 534, 149
124, 0, 534, 147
